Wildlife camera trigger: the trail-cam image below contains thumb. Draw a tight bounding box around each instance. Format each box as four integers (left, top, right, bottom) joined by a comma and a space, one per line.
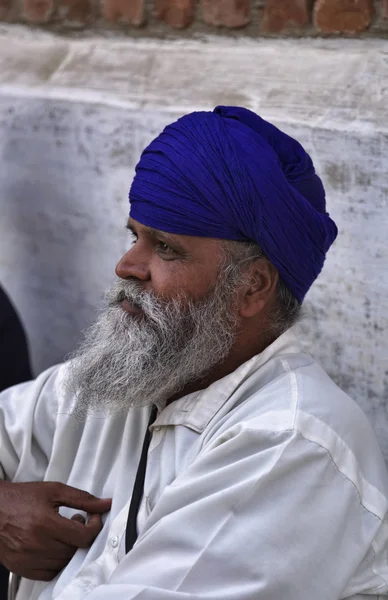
85, 513, 103, 532
51, 483, 112, 513
71, 513, 86, 524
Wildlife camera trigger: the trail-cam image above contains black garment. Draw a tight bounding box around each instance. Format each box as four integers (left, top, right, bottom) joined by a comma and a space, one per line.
0, 286, 32, 599
125, 406, 158, 553
0, 286, 32, 391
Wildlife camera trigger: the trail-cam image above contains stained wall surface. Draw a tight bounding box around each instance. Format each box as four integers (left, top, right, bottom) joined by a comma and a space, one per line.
0, 29, 387, 458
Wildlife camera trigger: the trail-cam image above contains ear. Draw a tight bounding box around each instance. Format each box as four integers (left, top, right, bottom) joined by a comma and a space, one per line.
238, 259, 279, 318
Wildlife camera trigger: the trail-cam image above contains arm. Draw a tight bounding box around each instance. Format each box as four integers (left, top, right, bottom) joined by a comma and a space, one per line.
0, 367, 112, 580
0, 365, 59, 482
83, 425, 387, 599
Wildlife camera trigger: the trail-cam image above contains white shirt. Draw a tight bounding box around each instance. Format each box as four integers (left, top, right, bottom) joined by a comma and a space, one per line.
1, 330, 387, 600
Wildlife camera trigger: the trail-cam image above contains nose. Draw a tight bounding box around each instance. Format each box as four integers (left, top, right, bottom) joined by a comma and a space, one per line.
115, 246, 151, 282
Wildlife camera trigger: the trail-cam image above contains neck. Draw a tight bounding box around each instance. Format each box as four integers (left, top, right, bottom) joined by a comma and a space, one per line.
166, 325, 277, 406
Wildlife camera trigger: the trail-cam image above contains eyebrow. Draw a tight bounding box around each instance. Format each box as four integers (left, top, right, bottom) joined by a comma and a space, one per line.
126, 220, 186, 247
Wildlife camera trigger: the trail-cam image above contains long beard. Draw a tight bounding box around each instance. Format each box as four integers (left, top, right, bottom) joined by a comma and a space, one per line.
64, 274, 239, 419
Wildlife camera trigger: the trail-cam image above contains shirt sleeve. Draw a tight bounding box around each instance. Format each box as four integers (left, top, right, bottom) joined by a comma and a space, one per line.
82, 424, 388, 599
0, 365, 60, 482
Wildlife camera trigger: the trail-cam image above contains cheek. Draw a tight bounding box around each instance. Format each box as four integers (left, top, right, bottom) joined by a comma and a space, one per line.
149, 261, 216, 301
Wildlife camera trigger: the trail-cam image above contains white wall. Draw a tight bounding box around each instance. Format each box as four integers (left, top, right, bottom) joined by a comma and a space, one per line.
0, 29, 387, 459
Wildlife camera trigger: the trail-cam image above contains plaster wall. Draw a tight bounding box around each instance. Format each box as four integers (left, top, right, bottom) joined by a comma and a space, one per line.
0, 29, 387, 458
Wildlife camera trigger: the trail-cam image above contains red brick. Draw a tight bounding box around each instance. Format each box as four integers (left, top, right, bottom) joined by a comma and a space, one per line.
155, 0, 195, 28
201, 0, 250, 28
0, 0, 12, 20
58, 0, 95, 23
314, 0, 374, 34
261, 0, 309, 32
102, 0, 145, 25
383, 0, 388, 19
23, 0, 53, 22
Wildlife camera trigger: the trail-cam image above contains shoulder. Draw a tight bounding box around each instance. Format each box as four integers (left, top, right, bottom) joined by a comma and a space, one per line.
0, 362, 70, 417
217, 352, 388, 518
224, 349, 383, 459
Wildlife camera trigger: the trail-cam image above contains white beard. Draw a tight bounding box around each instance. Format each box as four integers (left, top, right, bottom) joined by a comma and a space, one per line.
64, 274, 239, 419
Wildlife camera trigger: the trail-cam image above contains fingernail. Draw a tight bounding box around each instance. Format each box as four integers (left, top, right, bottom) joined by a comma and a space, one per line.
72, 513, 86, 523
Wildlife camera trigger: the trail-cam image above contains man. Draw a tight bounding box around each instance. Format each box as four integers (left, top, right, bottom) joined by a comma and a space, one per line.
0, 285, 32, 392
0, 285, 32, 599
0, 106, 387, 600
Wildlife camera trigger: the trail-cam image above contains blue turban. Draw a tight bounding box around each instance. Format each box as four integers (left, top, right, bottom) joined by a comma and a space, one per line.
129, 106, 337, 302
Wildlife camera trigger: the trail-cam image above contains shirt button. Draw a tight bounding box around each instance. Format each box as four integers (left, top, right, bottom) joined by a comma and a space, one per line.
154, 426, 161, 431
110, 536, 119, 548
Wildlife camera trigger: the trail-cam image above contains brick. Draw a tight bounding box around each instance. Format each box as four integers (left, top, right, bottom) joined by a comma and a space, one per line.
0, 0, 12, 20
383, 0, 388, 19
261, 0, 309, 32
155, 0, 195, 28
58, 0, 95, 24
23, 0, 53, 22
314, 0, 374, 34
102, 0, 145, 25
201, 0, 250, 28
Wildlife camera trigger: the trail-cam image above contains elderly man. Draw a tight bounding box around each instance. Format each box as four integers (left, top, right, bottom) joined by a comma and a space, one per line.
0, 106, 387, 600
0, 285, 32, 600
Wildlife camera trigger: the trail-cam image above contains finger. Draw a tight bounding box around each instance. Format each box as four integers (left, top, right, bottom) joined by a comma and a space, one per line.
16, 568, 61, 582
85, 513, 103, 534
51, 515, 91, 547
82, 513, 104, 548
49, 483, 112, 514
51, 513, 103, 549
3, 536, 77, 573
34, 548, 77, 570
71, 513, 86, 525
13, 549, 77, 573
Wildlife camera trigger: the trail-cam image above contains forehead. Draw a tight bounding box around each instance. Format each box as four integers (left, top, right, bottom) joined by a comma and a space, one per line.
128, 218, 182, 243
127, 218, 224, 254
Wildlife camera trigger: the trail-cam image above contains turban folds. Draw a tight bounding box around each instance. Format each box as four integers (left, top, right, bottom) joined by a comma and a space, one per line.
129, 106, 337, 302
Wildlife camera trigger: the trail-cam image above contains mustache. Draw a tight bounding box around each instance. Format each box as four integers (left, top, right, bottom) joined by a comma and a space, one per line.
106, 280, 151, 310
106, 278, 189, 312
105, 279, 184, 324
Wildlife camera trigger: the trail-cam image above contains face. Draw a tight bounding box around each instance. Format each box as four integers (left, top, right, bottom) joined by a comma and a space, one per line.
64, 219, 242, 418
115, 218, 228, 307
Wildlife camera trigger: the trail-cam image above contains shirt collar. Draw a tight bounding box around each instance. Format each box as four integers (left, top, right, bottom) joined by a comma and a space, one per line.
152, 328, 303, 433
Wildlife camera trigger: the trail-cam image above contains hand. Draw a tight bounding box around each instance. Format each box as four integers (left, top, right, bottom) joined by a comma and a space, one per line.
0, 480, 112, 581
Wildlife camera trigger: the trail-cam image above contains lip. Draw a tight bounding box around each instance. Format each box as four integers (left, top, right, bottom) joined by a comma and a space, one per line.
120, 299, 144, 317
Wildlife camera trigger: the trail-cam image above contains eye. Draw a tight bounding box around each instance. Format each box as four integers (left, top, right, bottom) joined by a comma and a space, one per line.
127, 228, 138, 245
156, 241, 177, 256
